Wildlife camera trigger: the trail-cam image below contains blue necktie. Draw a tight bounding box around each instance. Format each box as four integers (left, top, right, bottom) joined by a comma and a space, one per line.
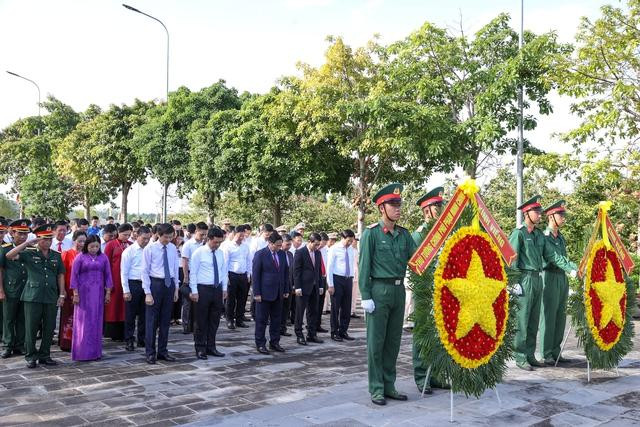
212, 250, 219, 287
345, 246, 350, 277
162, 245, 171, 287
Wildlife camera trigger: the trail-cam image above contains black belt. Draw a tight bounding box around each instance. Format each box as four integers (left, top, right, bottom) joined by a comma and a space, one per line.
197, 283, 221, 288
128, 279, 142, 284
372, 277, 404, 286
229, 271, 247, 276
334, 274, 353, 280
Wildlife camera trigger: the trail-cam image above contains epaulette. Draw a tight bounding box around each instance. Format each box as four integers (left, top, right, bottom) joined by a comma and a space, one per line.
26, 246, 37, 251
367, 223, 379, 229
2, 242, 12, 248
518, 225, 525, 230
544, 229, 551, 236
416, 225, 424, 233
396, 224, 407, 231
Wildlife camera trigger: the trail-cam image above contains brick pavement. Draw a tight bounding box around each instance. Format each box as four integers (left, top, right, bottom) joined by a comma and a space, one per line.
0, 313, 638, 426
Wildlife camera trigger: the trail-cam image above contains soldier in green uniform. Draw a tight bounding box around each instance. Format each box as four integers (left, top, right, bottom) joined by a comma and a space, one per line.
6, 224, 66, 368
411, 187, 449, 393
0, 219, 31, 358
539, 200, 578, 365
359, 183, 417, 405
0, 218, 7, 343
509, 196, 546, 371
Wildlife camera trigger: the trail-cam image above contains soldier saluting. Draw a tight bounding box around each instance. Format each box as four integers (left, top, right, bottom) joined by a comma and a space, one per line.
359, 183, 417, 406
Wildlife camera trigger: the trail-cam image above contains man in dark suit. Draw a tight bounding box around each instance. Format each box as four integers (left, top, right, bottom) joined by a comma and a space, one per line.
293, 232, 325, 345
252, 231, 290, 354
280, 234, 295, 337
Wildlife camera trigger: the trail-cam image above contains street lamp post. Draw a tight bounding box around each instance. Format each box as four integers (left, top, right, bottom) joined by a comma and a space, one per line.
123, 3, 170, 223
515, 0, 525, 227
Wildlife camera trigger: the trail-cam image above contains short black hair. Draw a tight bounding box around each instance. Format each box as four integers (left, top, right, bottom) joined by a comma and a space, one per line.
243, 224, 252, 231
77, 218, 89, 227
187, 223, 196, 233
103, 224, 117, 234
320, 232, 329, 241
107, 216, 114, 221
82, 234, 102, 255
235, 224, 245, 233
138, 226, 151, 235
91, 216, 99, 221
131, 221, 140, 228
291, 231, 302, 239
262, 223, 274, 233
282, 233, 292, 242
151, 224, 158, 234
54, 220, 67, 228
268, 231, 282, 244
171, 219, 181, 226
72, 230, 87, 241
118, 223, 133, 233
308, 232, 322, 243
208, 227, 225, 239
157, 223, 175, 236
195, 222, 209, 231
341, 229, 356, 239
33, 217, 47, 227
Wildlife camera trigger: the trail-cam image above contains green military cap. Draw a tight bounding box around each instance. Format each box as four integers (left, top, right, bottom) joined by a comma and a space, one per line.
544, 200, 567, 216
33, 223, 55, 239
416, 186, 444, 209
372, 183, 403, 206
9, 219, 31, 232
518, 195, 542, 213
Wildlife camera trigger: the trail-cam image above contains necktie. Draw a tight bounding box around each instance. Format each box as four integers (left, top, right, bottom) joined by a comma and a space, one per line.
345, 245, 350, 277
162, 245, 171, 287
309, 250, 315, 267
58, 242, 63, 252
272, 251, 279, 269
212, 250, 219, 287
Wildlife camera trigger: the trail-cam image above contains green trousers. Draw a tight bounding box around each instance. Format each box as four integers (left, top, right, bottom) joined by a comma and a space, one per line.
412, 323, 448, 390
24, 302, 57, 362
366, 282, 405, 397
2, 296, 25, 351
539, 270, 568, 360
513, 271, 543, 364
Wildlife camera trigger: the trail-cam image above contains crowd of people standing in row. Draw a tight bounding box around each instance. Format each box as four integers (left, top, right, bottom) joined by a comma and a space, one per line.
0, 216, 362, 367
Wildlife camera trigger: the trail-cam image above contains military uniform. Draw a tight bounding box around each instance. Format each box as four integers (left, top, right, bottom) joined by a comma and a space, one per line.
16, 225, 66, 365
539, 201, 577, 363
0, 218, 7, 342
410, 187, 448, 392
359, 183, 417, 404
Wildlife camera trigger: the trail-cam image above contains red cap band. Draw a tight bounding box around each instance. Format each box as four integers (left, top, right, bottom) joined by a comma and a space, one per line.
376, 193, 402, 206
420, 196, 443, 209
545, 207, 566, 216
521, 202, 542, 212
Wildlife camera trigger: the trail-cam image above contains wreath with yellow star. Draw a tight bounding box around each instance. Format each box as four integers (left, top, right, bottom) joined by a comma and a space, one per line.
410, 208, 517, 398
568, 240, 634, 370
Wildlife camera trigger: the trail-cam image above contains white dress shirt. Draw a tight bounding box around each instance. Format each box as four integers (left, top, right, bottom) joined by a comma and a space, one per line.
189, 244, 228, 293
221, 240, 251, 276
141, 241, 180, 294
52, 236, 73, 253
327, 241, 356, 287
120, 242, 144, 293
181, 237, 204, 260
250, 237, 268, 260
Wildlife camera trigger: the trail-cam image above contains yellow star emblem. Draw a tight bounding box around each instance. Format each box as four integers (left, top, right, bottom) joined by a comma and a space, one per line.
591, 260, 625, 329
445, 251, 505, 340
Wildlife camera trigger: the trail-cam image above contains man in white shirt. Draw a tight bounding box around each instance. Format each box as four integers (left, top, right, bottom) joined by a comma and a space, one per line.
327, 229, 357, 341
51, 221, 72, 253
221, 225, 251, 330
189, 227, 227, 359
120, 226, 152, 352
180, 222, 208, 333
142, 223, 180, 364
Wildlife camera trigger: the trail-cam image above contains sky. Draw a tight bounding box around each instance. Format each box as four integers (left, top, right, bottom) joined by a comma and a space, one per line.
0, 0, 608, 216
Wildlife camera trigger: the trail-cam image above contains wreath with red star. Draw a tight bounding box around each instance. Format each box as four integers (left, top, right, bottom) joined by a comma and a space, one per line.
568, 240, 634, 370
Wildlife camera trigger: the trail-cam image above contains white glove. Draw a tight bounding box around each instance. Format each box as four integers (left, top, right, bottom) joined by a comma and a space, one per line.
362, 299, 375, 313
569, 270, 577, 279
319, 288, 324, 295
511, 283, 523, 296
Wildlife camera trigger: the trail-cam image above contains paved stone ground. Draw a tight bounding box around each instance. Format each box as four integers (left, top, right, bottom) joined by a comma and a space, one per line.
0, 312, 639, 426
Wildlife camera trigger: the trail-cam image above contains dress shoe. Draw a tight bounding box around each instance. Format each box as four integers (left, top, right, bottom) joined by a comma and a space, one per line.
316, 327, 329, 333
544, 358, 556, 366
227, 321, 236, 330
157, 353, 176, 362
417, 382, 433, 394
257, 346, 270, 355
242, 316, 252, 322
331, 334, 343, 342
296, 336, 307, 346
146, 355, 156, 365
371, 396, 386, 406
385, 391, 408, 401
1, 349, 12, 359
323, 310, 331, 314
196, 351, 208, 360
516, 361, 533, 371
13, 349, 24, 355
306, 336, 324, 344
26, 360, 37, 369
236, 321, 248, 328
350, 313, 360, 319
269, 343, 285, 352
125, 342, 135, 352
340, 333, 355, 341
38, 358, 57, 366
137, 341, 145, 348
281, 331, 292, 337
556, 356, 573, 363
528, 358, 545, 368
207, 349, 225, 357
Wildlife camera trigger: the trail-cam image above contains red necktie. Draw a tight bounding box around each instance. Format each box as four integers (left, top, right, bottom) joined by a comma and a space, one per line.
58, 242, 63, 252
272, 251, 279, 269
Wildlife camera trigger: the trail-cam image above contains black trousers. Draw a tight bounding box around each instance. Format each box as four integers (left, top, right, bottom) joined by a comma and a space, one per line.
316, 277, 327, 328
194, 285, 223, 353
180, 284, 194, 333
280, 293, 292, 333
330, 275, 353, 335
145, 278, 175, 357
125, 280, 146, 344
255, 298, 283, 348
226, 272, 249, 323
294, 286, 319, 338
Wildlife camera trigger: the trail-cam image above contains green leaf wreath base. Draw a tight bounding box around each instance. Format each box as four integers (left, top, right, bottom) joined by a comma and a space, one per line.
567, 276, 635, 371
409, 207, 518, 398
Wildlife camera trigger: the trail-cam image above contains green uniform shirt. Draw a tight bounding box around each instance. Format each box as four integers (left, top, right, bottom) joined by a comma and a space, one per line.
542, 227, 577, 273
509, 226, 545, 272
18, 248, 65, 304
410, 221, 432, 247
358, 220, 418, 300
0, 243, 29, 299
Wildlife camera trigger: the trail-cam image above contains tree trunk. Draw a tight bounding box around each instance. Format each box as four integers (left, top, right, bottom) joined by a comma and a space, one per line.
206, 192, 215, 226
357, 156, 367, 236
83, 193, 91, 220
636, 207, 640, 256
121, 183, 130, 223
272, 202, 282, 227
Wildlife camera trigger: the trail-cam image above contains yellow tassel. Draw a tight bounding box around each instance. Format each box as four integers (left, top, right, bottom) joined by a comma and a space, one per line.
599, 201, 612, 249
460, 179, 480, 230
